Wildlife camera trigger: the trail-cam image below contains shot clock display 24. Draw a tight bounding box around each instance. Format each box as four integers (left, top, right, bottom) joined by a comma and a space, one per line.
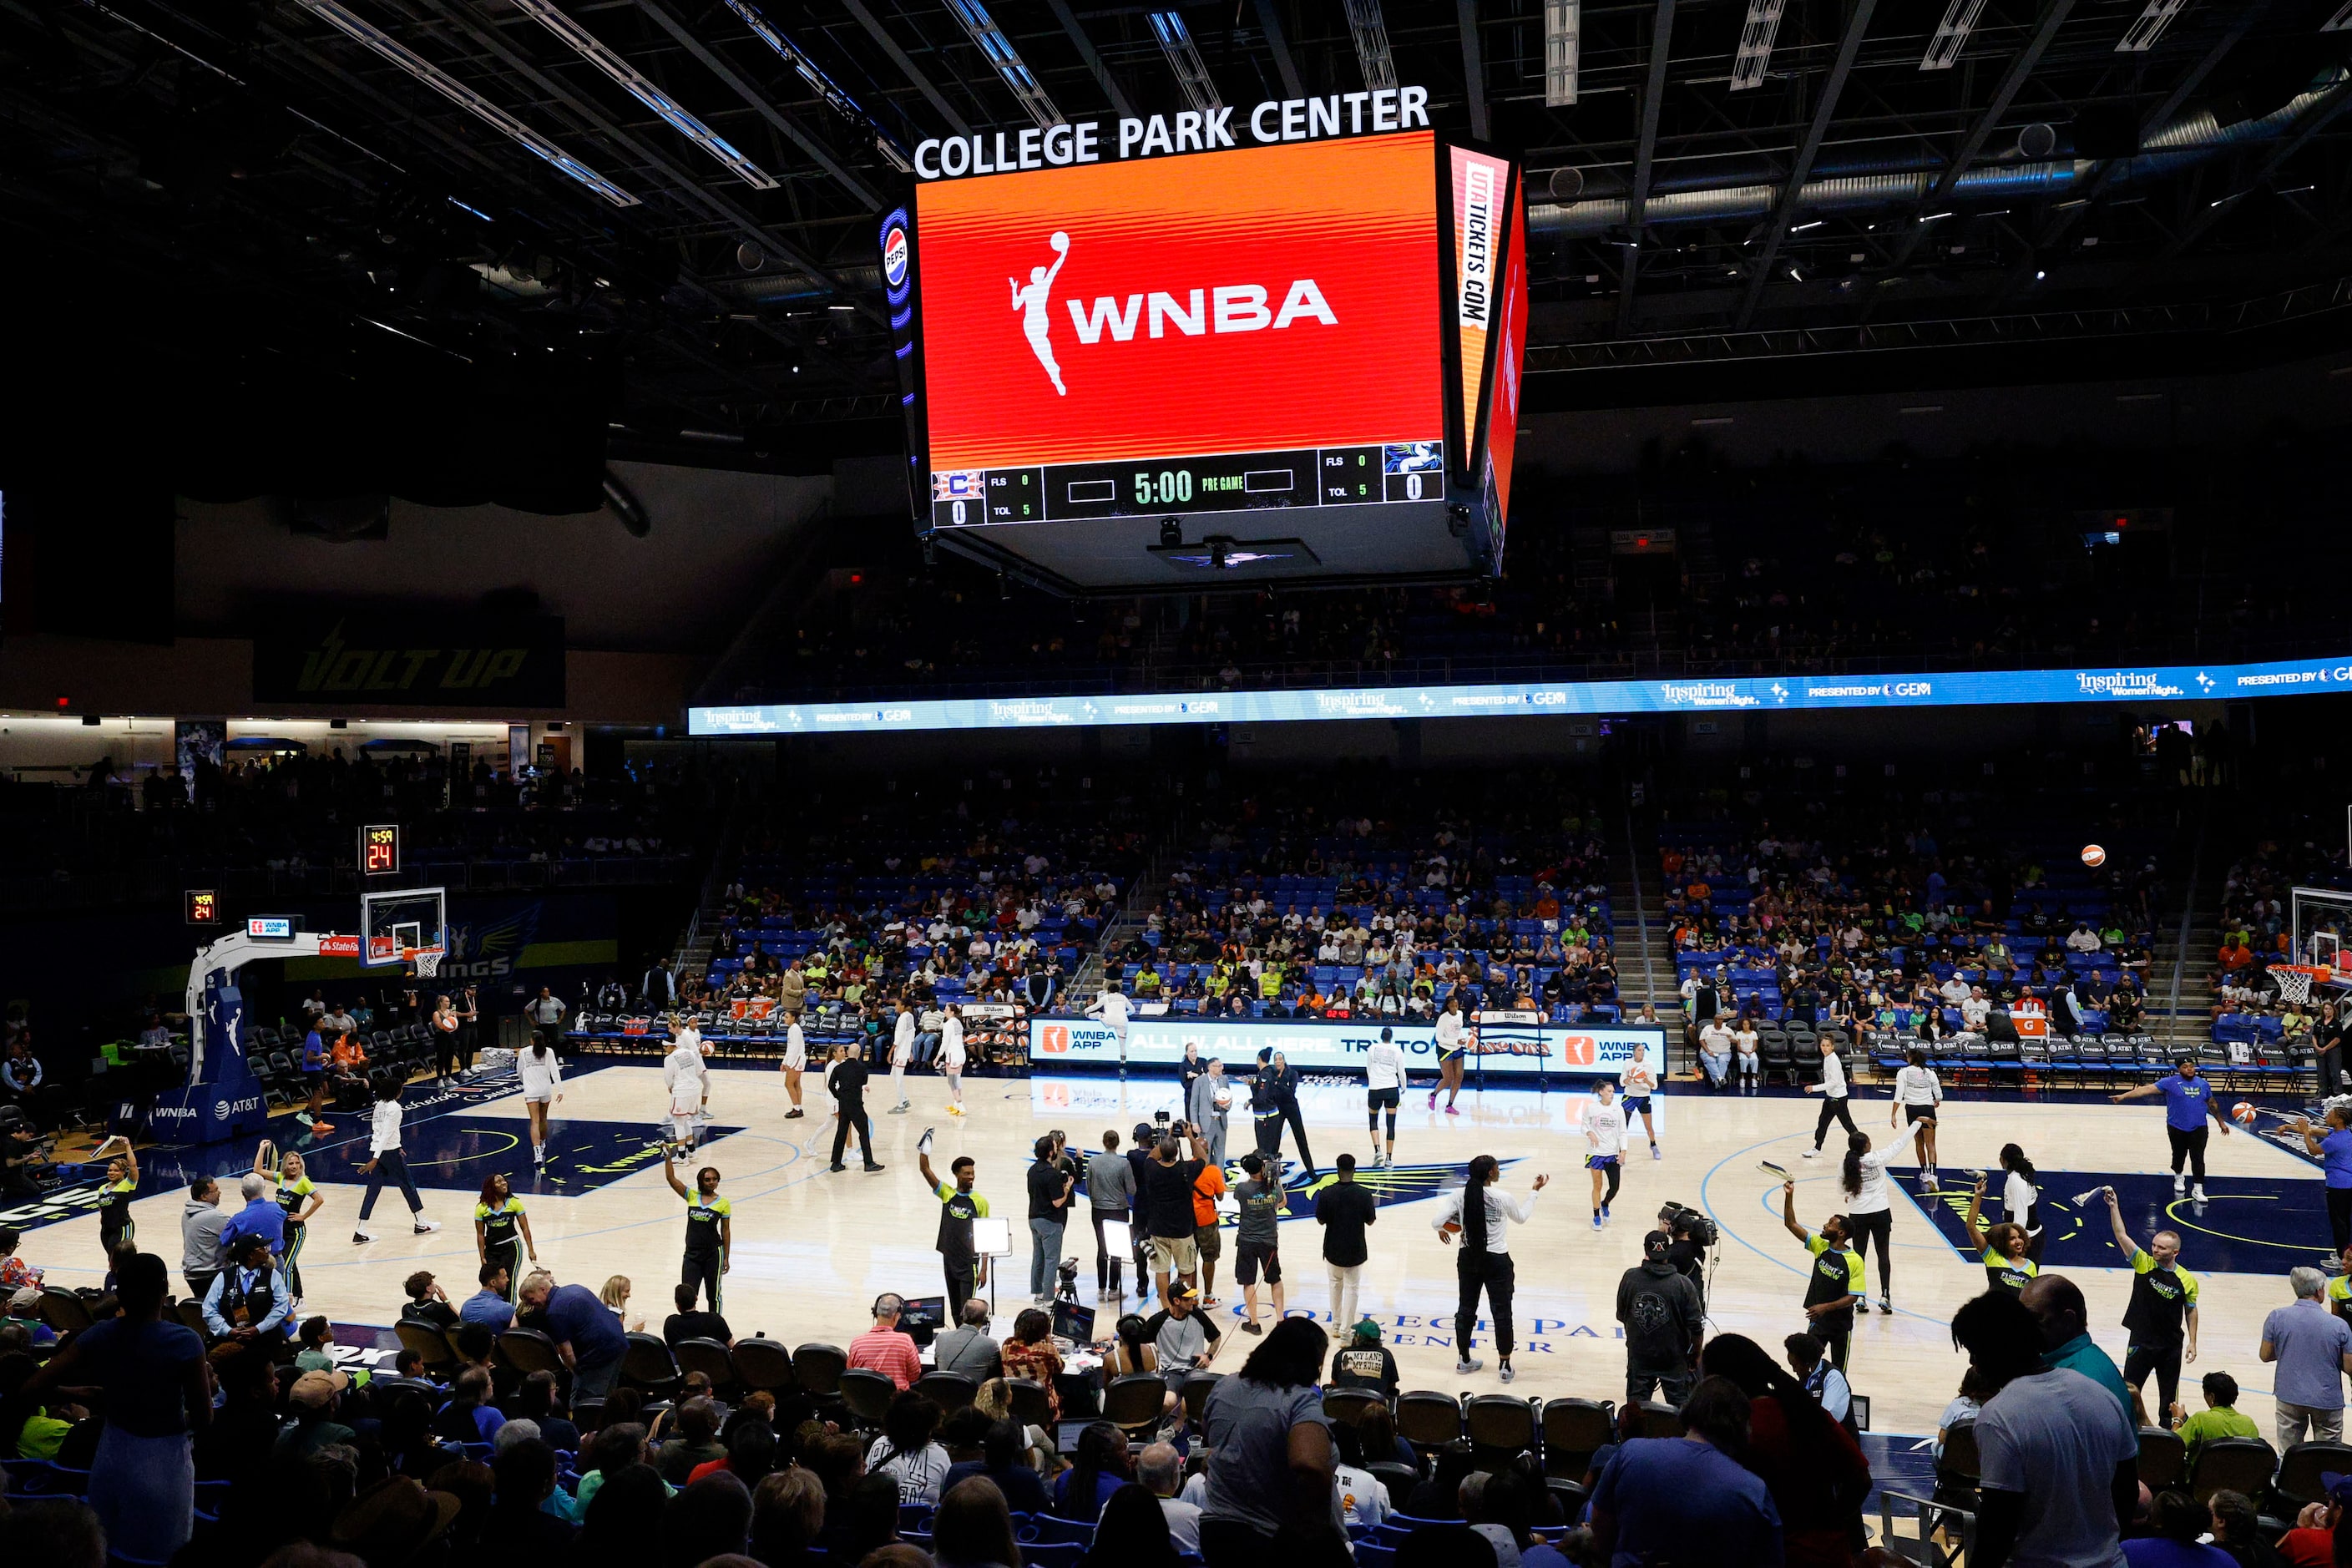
361, 823, 401, 876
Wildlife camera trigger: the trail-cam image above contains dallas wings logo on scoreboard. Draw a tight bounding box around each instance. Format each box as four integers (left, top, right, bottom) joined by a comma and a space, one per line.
878, 104, 1527, 591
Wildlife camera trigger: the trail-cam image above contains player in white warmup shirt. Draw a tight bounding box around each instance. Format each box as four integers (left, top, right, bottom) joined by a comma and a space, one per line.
1364, 1025, 1407, 1167
1889, 1047, 1945, 1190
662, 1029, 708, 1151
888, 1010, 915, 1113
517, 1035, 564, 1168
1584, 1079, 1629, 1230
1621, 1042, 1662, 1160
939, 1005, 968, 1115
780, 1014, 808, 1119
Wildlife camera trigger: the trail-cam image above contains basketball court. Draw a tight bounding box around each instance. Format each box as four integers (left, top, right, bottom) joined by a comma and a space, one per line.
18, 1059, 2333, 1440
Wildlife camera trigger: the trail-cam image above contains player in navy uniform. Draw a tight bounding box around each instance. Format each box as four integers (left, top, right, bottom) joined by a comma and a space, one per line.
2112, 1059, 2232, 1200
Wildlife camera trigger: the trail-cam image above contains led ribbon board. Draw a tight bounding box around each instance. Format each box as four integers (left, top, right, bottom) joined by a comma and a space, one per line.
692, 653, 2352, 734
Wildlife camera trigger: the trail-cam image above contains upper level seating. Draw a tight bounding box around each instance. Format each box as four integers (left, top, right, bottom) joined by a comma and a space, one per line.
683, 768, 1150, 1039
1657, 784, 2162, 1046
1115, 772, 1627, 1024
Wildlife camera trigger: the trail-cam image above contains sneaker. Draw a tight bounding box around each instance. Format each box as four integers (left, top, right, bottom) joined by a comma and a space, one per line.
1878, 1297, 1893, 1315
827, 1163, 848, 1172
1454, 1358, 1483, 1375
1651, 1143, 1662, 1161
295, 1111, 315, 1128
352, 1228, 377, 1244
2172, 1173, 2187, 1195
2191, 1183, 2207, 1201
1803, 1150, 1821, 1160
785, 1108, 804, 1119
888, 1105, 909, 1115
1444, 1104, 1460, 1115
1591, 1212, 1604, 1231
1240, 1321, 1263, 1335
1428, 1092, 1438, 1109
413, 1219, 441, 1234
863, 1163, 886, 1172
1602, 1202, 1612, 1222
1499, 1363, 1515, 1383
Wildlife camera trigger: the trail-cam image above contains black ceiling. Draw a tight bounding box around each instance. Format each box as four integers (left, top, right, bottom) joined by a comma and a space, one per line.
3, 0, 2350, 492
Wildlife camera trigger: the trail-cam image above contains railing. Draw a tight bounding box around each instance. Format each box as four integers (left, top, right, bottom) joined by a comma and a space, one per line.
2164, 805, 2209, 1046
0, 854, 697, 914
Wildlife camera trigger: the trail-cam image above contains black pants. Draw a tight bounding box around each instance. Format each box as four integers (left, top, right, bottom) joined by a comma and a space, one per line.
1812, 1095, 1859, 1150
1626, 1360, 1692, 1407
2323, 1043, 2344, 1099
1596, 1160, 1622, 1209
1277, 1101, 1316, 1175
185, 1268, 220, 1308
1847, 1208, 1893, 1296
943, 1253, 979, 1321
434, 1029, 460, 1079
2329, 1186, 2352, 1257
457, 1024, 478, 1072
357, 1150, 422, 1221
1455, 1251, 1516, 1360
2123, 1343, 2183, 1419
682, 1247, 723, 1313
1254, 1114, 1282, 1161
1092, 1209, 1125, 1293
1815, 1313, 1852, 1373
2167, 1125, 2209, 1181
830, 1105, 873, 1167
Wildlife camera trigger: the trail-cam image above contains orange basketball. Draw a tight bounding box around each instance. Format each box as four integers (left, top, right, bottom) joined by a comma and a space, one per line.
2081, 844, 2107, 868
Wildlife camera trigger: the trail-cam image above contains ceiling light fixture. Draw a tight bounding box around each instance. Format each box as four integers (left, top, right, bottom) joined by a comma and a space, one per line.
1920, 0, 1984, 70
1543, 0, 1579, 106
1342, 0, 1398, 90
296, 0, 638, 205
2117, 0, 2188, 51
1147, 13, 1222, 112
507, 0, 776, 187
1730, 0, 1786, 91
944, 0, 1063, 128
718, 0, 912, 169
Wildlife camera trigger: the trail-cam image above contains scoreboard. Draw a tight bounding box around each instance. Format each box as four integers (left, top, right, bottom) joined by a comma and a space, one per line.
884, 114, 1526, 593
929, 443, 1442, 529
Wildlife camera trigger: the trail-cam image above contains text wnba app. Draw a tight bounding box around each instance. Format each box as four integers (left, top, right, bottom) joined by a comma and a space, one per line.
1011, 233, 1338, 394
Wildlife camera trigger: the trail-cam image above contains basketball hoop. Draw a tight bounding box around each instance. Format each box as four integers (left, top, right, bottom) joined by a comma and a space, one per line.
407, 948, 444, 979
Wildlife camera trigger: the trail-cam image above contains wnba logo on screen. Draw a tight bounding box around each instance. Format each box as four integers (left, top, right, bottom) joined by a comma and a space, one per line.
1039, 1025, 1072, 1053
1557, 1034, 1597, 1066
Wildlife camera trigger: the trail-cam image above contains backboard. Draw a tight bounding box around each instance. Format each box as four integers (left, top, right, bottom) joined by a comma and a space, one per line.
361, 885, 448, 971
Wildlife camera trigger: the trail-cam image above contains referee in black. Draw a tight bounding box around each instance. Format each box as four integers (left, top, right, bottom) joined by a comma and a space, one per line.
827, 1044, 883, 1172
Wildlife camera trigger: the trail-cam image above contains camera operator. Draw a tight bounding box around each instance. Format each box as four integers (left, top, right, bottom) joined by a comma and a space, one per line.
1659, 1203, 1715, 1305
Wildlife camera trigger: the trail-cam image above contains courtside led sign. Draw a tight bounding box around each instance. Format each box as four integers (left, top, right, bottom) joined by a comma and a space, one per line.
690, 652, 2352, 736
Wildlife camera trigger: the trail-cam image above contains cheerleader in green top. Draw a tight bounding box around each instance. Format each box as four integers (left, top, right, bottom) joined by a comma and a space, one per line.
91, 1136, 139, 1270
255, 1142, 326, 1303
473, 1173, 537, 1304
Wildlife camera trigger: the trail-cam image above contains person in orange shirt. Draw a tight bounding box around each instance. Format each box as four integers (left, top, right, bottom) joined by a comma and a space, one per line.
1191, 1158, 1228, 1307
2216, 941, 2254, 974
327, 1030, 370, 1105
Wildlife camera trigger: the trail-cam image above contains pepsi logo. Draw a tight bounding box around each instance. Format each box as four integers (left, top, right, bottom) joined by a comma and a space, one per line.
882, 224, 910, 289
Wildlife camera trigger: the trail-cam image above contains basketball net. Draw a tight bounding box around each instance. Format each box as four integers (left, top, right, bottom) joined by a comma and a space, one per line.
408, 949, 443, 979
2274, 964, 2330, 1005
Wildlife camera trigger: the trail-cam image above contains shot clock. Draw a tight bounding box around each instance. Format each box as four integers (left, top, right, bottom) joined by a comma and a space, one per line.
185, 889, 220, 925
360, 822, 401, 876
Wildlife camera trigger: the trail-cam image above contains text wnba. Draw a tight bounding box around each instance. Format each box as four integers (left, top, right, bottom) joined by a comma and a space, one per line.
1065, 281, 1338, 344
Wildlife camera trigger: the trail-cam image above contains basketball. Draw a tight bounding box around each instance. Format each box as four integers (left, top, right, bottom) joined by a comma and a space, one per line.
1439, 1219, 1463, 1238
2233, 1100, 2258, 1126
2081, 844, 2107, 867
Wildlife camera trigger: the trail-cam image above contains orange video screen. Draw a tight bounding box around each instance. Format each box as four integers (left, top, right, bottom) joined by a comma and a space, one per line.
915, 132, 1442, 473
